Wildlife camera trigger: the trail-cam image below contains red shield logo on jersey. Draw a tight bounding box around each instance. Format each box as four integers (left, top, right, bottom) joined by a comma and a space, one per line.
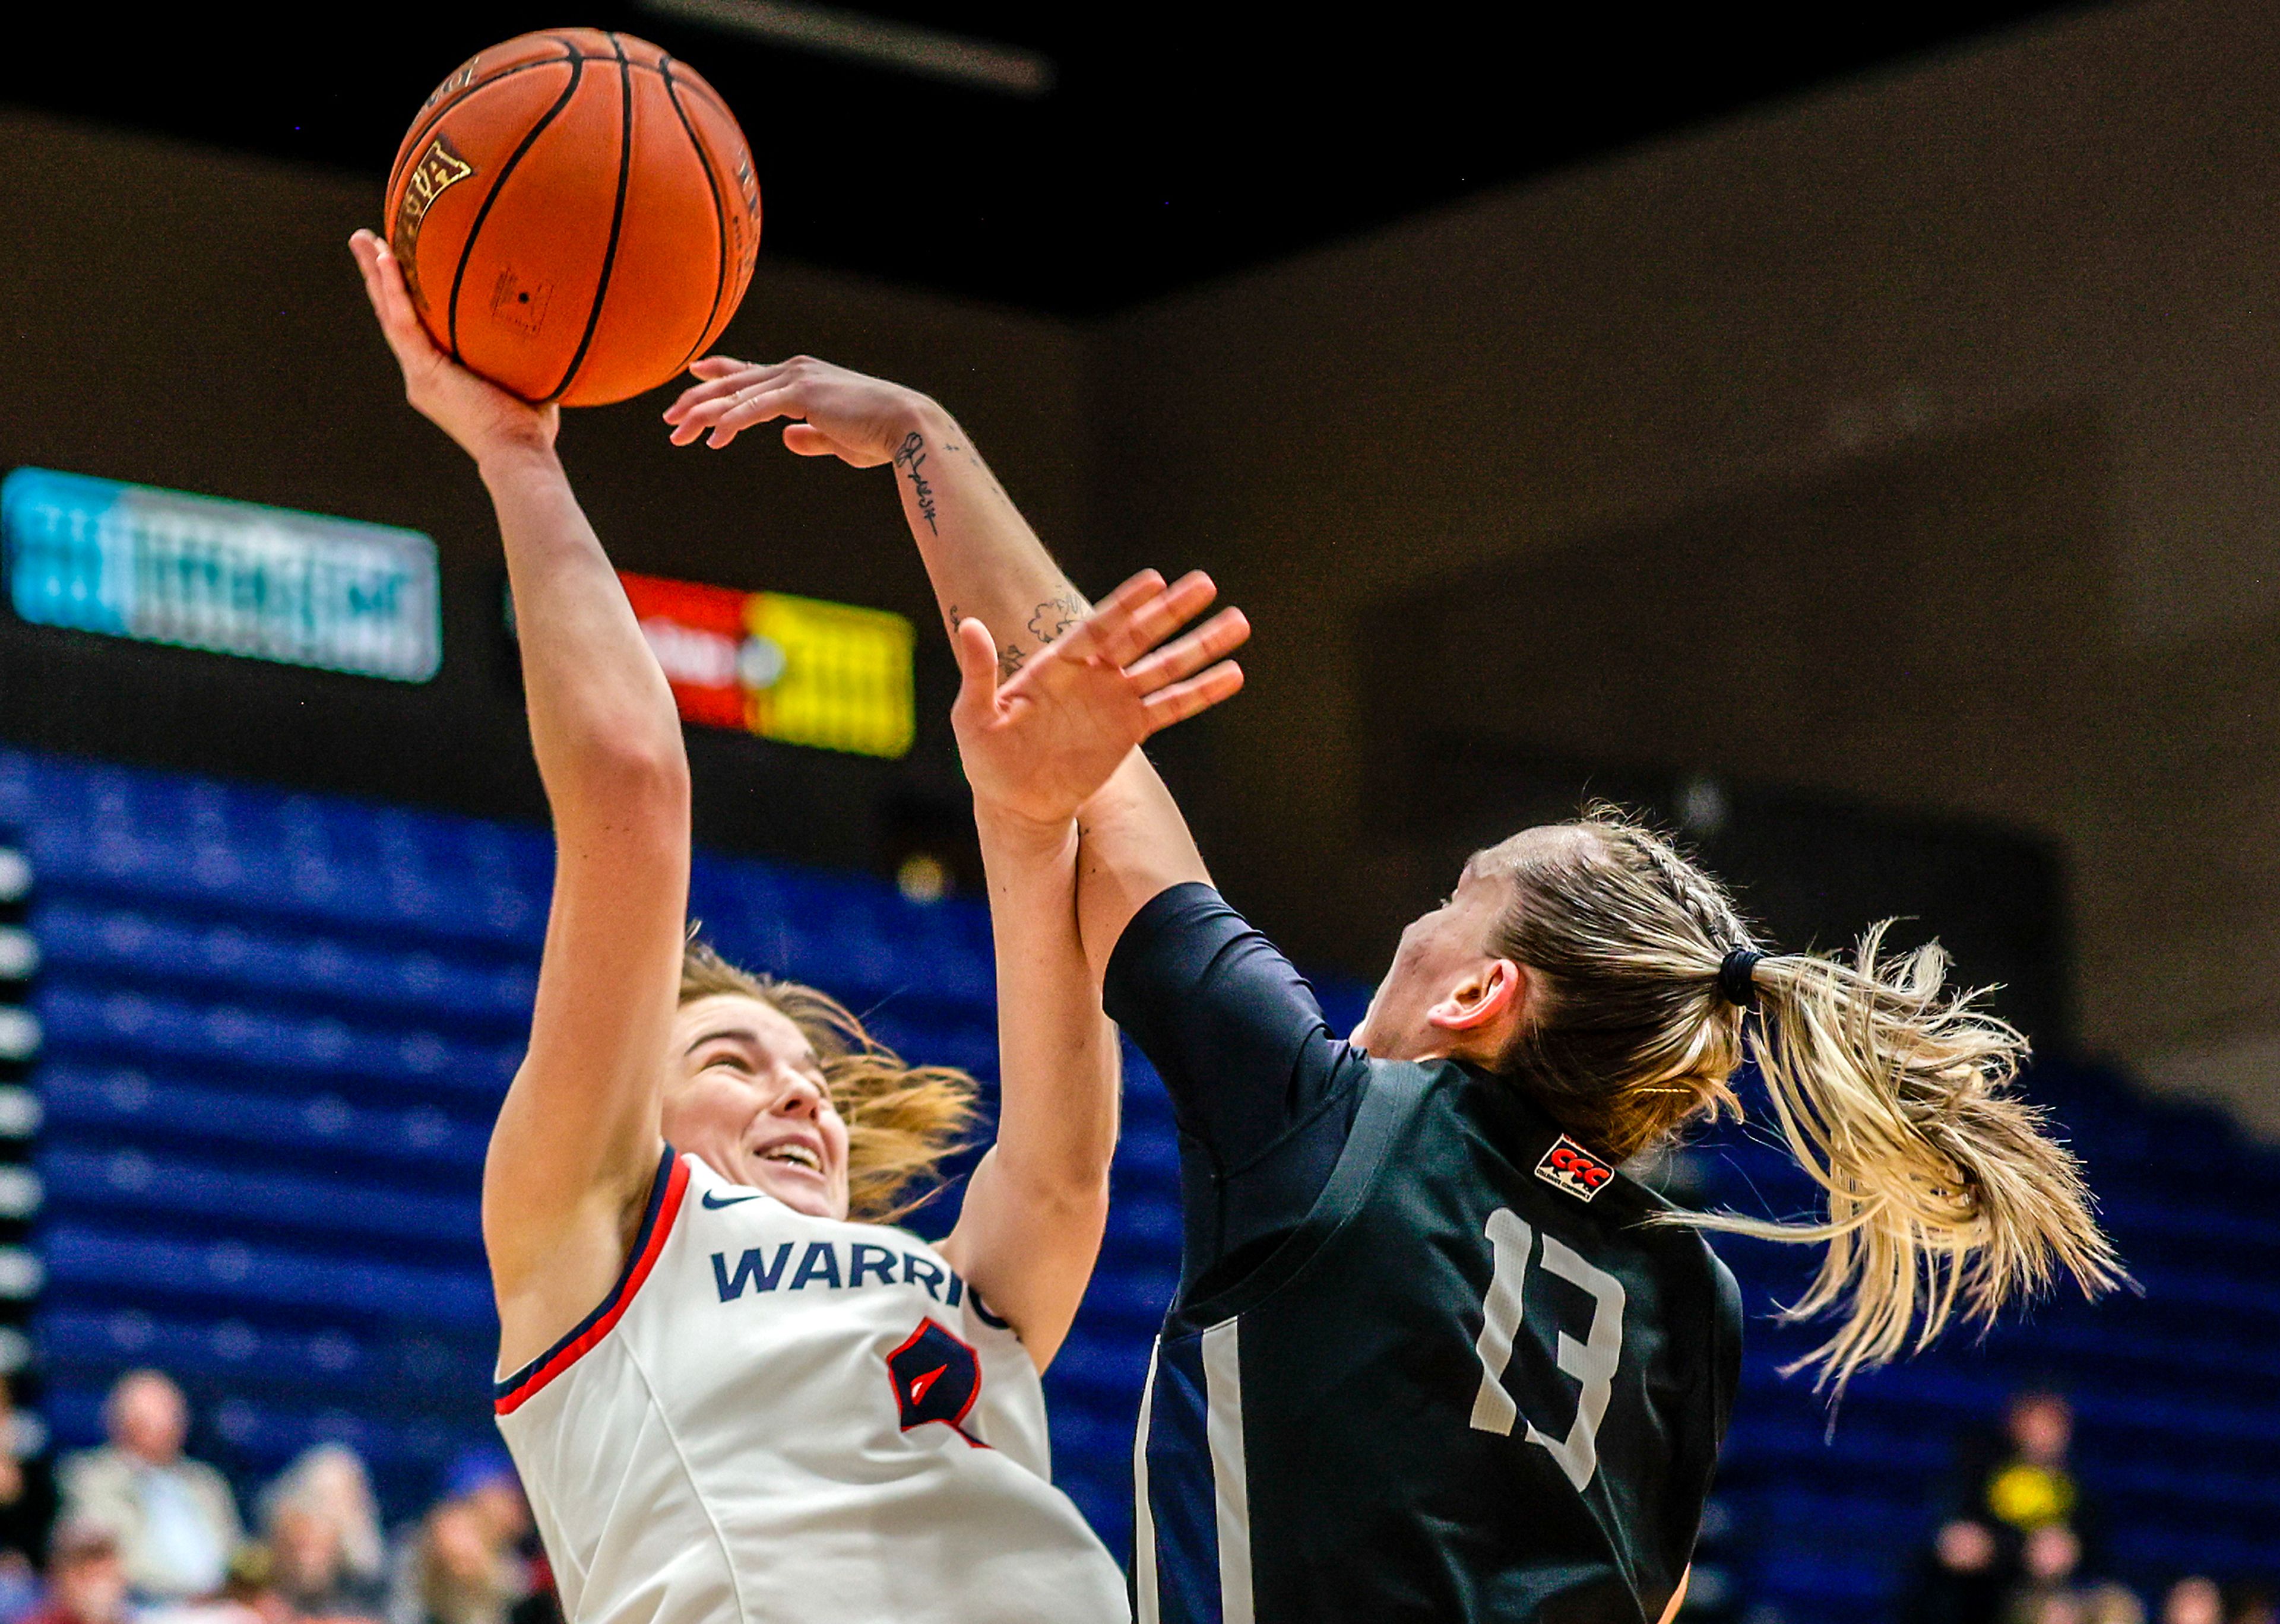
1534, 1135, 1614, 1202
886, 1318, 985, 1447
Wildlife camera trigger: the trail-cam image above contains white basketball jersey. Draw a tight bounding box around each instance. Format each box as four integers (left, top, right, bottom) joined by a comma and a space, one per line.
494, 1149, 1130, 1624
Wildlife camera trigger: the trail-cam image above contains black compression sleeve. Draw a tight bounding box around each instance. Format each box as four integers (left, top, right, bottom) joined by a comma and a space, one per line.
1104, 882, 1357, 1165
1104, 882, 1370, 1296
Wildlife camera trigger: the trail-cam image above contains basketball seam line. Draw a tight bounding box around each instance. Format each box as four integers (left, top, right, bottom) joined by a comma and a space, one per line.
660, 58, 732, 375
391, 58, 568, 183
445, 39, 586, 375
544, 32, 637, 403
393, 42, 722, 167
389, 51, 733, 228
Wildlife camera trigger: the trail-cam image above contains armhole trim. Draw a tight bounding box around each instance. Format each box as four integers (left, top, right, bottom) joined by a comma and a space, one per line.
1169, 1064, 1434, 1332
494, 1146, 689, 1414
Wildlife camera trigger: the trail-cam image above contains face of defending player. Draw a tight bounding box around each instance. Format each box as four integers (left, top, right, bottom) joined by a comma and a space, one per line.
663, 994, 852, 1220
1351, 832, 1561, 1064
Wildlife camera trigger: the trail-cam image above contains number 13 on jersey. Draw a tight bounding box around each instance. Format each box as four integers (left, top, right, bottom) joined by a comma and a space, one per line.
1469, 1207, 1627, 1492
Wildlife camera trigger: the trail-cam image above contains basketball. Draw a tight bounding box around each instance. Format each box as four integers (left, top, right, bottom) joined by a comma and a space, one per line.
383, 30, 761, 407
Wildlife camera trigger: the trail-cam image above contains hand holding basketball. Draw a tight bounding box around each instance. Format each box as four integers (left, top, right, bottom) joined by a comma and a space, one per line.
663, 355, 938, 460
951, 570, 1249, 826
352, 230, 558, 465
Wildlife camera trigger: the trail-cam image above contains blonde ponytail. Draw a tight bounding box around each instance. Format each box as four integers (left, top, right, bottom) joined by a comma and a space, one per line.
1699, 927, 2123, 1394
1483, 806, 2121, 1397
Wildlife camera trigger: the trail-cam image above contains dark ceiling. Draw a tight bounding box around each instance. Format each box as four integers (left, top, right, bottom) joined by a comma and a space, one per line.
10, 4, 2082, 316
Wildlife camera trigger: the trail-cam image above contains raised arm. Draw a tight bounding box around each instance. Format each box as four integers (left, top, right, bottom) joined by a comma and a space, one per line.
353, 233, 685, 1374
664, 359, 1212, 1359
663, 360, 1209, 978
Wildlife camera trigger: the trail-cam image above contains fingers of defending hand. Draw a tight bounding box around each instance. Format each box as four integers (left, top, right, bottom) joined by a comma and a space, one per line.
780, 423, 884, 465
663, 359, 791, 426
664, 376, 777, 442
782, 424, 842, 457
1053, 570, 1166, 662
1126, 607, 1250, 694
1140, 661, 1245, 735
672, 383, 799, 449
1090, 569, 1221, 669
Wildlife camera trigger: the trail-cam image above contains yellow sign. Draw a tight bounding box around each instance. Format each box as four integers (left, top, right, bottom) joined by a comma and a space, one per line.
745, 592, 914, 759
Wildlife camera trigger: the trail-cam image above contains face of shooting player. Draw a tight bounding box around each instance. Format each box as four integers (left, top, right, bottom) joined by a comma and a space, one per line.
661, 993, 853, 1221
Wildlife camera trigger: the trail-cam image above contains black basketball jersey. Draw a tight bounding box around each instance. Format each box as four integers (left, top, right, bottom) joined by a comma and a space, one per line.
1126, 1043, 1742, 1623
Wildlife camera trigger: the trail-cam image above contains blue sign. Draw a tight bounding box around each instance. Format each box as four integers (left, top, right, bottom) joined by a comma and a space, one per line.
1, 467, 441, 682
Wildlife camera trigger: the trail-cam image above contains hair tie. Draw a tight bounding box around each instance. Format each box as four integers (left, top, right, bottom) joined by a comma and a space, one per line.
1717, 948, 1763, 1009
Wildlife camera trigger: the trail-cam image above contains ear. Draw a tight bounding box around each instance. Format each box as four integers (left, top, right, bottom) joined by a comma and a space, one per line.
1425, 957, 1527, 1036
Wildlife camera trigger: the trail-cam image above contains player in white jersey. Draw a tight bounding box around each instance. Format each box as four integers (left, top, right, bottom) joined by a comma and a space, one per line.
352, 231, 1245, 1623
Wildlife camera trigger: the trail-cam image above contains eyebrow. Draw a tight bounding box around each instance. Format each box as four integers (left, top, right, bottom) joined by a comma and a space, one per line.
683, 1027, 759, 1057
683, 1026, 825, 1073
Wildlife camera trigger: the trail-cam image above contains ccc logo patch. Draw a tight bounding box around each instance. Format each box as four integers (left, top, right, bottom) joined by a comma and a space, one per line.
1534, 1134, 1615, 1203
886, 1318, 985, 1447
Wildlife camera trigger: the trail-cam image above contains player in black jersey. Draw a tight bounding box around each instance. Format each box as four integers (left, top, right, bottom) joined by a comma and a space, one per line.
1089, 780, 2117, 1620
660, 361, 2120, 1624
1087, 731, 2111, 1622
968, 645, 2116, 1622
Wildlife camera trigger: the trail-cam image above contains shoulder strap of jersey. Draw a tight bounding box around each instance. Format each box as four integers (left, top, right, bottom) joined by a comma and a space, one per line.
1170, 1061, 1439, 1331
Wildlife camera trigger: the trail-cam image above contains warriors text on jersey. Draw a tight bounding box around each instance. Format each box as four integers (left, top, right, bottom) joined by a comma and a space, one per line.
492, 1149, 1130, 1624
1105, 884, 1743, 1624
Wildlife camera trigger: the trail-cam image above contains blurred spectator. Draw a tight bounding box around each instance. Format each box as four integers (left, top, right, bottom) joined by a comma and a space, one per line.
2013, 1595, 2082, 1624
17, 1521, 127, 1624
2228, 1584, 2278, 1624
265, 1500, 384, 1622
0, 1378, 57, 1581
388, 1451, 529, 1624
1905, 1515, 2007, 1624
1980, 1391, 2091, 1542
57, 1372, 241, 1603
257, 1447, 385, 1620
2165, 1578, 2227, 1624
2003, 1523, 2085, 1623
2083, 1584, 2148, 1624
1910, 1390, 2097, 1624
139, 1544, 284, 1624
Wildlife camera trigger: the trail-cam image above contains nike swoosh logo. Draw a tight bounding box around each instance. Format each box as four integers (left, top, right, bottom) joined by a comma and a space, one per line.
701, 1190, 762, 1209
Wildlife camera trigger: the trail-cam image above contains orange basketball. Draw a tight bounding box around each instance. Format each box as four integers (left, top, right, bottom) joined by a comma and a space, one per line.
384, 30, 761, 407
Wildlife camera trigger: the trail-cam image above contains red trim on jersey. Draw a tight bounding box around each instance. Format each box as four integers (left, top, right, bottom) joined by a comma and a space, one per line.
494, 1152, 691, 1415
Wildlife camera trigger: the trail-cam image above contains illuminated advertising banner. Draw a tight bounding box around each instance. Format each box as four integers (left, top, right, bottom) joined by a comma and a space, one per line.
620, 571, 914, 760
1, 468, 441, 682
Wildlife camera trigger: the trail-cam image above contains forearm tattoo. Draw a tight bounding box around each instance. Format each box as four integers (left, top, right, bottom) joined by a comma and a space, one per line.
942, 437, 1012, 505
893, 432, 940, 535
1028, 592, 1085, 645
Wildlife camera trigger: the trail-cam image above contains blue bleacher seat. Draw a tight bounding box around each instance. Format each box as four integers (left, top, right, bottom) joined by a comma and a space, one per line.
40, 1223, 493, 1328
37, 1147, 483, 1257
39, 1063, 492, 1175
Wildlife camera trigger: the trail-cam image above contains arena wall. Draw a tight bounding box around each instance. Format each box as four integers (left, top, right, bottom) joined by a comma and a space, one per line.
1092, 0, 2280, 1130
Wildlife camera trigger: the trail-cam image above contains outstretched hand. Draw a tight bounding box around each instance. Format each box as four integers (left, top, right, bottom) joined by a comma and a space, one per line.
349, 230, 556, 465
952, 570, 1250, 827
663, 354, 933, 459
